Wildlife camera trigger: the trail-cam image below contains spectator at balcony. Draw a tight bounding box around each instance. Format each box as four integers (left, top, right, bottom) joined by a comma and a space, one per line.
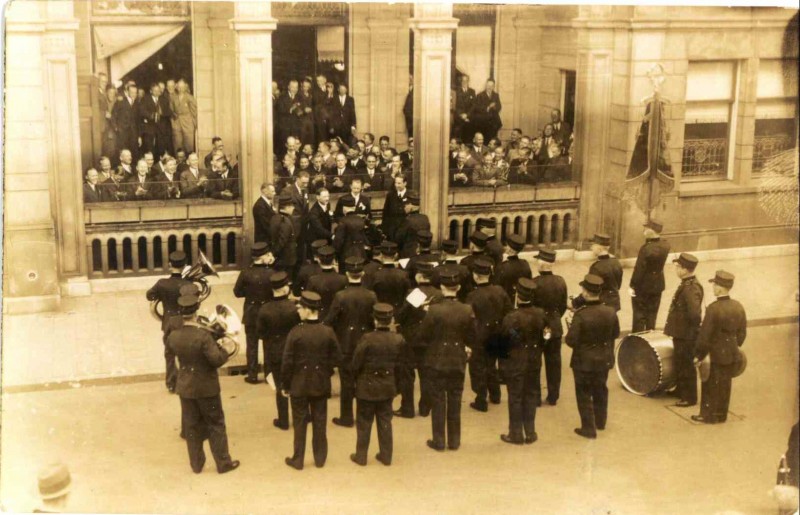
170, 78, 197, 154
98, 156, 124, 201
283, 136, 302, 165
543, 141, 572, 182
101, 85, 118, 163
379, 135, 397, 156
329, 83, 357, 144
449, 138, 462, 169
329, 138, 345, 158
473, 153, 508, 188
207, 154, 240, 200
382, 175, 411, 243
550, 108, 572, 150
385, 154, 408, 188
469, 132, 488, 164
400, 137, 414, 171
379, 148, 395, 171
276, 79, 302, 151
123, 158, 161, 201
450, 150, 474, 188
363, 133, 376, 156
301, 143, 315, 161
470, 79, 503, 141
142, 151, 156, 178
155, 156, 181, 199
307, 188, 334, 245
253, 182, 276, 244
361, 153, 387, 193
138, 82, 173, 160
175, 148, 188, 173
112, 82, 140, 161
347, 146, 366, 172
297, 78, 316, 146
309, 154, 328, 194
354, 139, 366, 157
83, 168, 104, 203
506, 128, 523, 153
333, 196, 369, 265
276, 153, 297, 194
487, 138, 501, 156
531, 136, 544, 164
507, 136, 531, 163
318, 141, 334, 169
204, 137, 224, 170
137, 88, 145, 101
312, 74, 329, 144
152, 151, 170, 178
298, 155, 312, 174
492, 146, 508, 169
328, 153, 355, 194
508, 147, 537, 186
334, 177, 371, 220
180, 152, 209, 199
537, 124, 557, 166
454, 74, 476, 141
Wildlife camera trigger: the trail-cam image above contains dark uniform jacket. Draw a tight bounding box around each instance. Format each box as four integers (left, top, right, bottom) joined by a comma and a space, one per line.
589, 255, 623, 311
324, 285, 378, 357
418, 297, 476, 373
532, 271, 568, 339
469, 91, 503, 137
361, 259, 383, 289
167, 325, 229, 399
499, 305, 547, 374
369, 264, 411, 308
146, 273, 192, 331
431, 260, 472, 300
352, 328, 405, 401
281, 320, 342, 398
694, 296, 747, 365
306, 269, 348, 317
257, 295, 301, 364
333, 193, 371, 220
630, 238, 671, 295
233, 263, 275, 329
565, 300, 620, 371
663, 276, 704, 340
492, 256, 532, 298
397, 213, 431, 259
333, 214, 368, 264
466, 283, 513, 354
485, 237, 504, 267
293, 262, 323, 297
396, 284, 443, 345
307, 201, 333, 243
269, 212, 297, 268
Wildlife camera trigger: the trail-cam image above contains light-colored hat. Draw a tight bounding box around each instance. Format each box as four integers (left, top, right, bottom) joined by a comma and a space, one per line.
37, 462, 71, 500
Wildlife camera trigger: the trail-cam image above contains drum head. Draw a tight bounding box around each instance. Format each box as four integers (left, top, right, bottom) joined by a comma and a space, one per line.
616, 335, 662, 395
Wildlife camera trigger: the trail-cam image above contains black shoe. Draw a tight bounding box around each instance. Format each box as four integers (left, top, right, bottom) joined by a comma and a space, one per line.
525, 433, 538, 444
375, 453, 391, 466
350, 453, 366, 466
674, 400, 696, 408
393, 409, 414, 419
191, 460, 205, 474
546, 398, 558, 406
419, 404, 431, 417
285, 457, 303, 470
469, 402, 488, 413
574, 428, 596, 439
426, 440, 445, 452
596, 425, 605, 431
447, 443, 460, 451
244, 376, 261, 385
332, 417, 354, 428
217, 460, 240, 474
500, 434, 524, 445
315, 461, 325, 468
273, 419, 289, 430
489, 395, 501, 405
691, 415, 716, 424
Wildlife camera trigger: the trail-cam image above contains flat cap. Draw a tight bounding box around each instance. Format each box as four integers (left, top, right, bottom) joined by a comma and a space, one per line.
579, 274, 604, 294
380, 240, 399, 256
709, 270, 735, 289
311, 239, 328, 253
37, 462, 71, 500
592, 233, 611, 246
300, 291, 322, 310
318, 245, 336, 262
643, 219, 664, 233
506, 233, 525, 252
251, 241, 270, 257
408, 191, 421, 205
537, 249, 556, 263
373, 303, 394, 321
473, 257, 493, 276
439, 270, 461, 287
673, 252, 699, 271
441, 239, 459, 254
178, 294, 200, 313
416, 260, 437, 275
344, 256, 365, 273
269, 271, 290, 289
470, 231, 489, 248
169, 250, 187, 267
516, 277, 537, 302
417, 230, 433, 246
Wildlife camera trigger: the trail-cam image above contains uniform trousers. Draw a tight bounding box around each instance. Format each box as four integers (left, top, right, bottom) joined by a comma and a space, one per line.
469, 347, 501, 407
355, 398, 393, 464
428, 369, 465, 449
269, 360, 290, 426
244, 325, 269, 380
631, 293, 662, 333
289, 395, 328, 468
673, 338, 698, 404
338, 361, 356, 423
180, 395, 234, 473
162, 332, 178, 391
700, 362, 735, 423
572, 368, 609, 437
397, 349, 430, 416
542, 337, 562, 404
504, 352, 540, 441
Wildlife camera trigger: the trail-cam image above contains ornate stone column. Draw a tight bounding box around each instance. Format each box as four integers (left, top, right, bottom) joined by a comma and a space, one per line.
410, 4, 458, 247
230, 2, 278, 251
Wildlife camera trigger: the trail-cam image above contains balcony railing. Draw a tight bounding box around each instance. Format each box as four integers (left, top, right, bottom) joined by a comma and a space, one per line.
753, 134, 794, 173
681, 138, 728, 178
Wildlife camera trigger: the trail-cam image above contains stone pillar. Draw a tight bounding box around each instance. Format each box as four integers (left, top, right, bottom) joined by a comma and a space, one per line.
230, 2, 277, 251
512, 13, 543, 131
367, 15, 403, 140
410, 4, 458, 247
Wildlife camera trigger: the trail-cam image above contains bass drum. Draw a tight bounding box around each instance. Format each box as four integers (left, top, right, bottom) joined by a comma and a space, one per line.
615, 331, 676, 396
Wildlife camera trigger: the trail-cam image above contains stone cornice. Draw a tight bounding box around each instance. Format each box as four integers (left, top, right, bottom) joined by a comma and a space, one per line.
5, 19, 80, 33
568, 17, 794, 31
229, 18, 278, 32
366, 18, 404, 30
409, 17, 460, 32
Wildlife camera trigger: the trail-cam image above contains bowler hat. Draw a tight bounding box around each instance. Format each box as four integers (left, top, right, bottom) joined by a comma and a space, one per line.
709, 270, 735, 289
643, 219, 664, 233
441, 239, 459, 254
473, 257, 493, 276
344, 256, 365, 273
506, 233, 525, 252
579, 274, 604, 294
537, 249, 556, 263
470, 231, 489, 248
169, 250, 187, 267
300, 291, 322, 310
516, 277, 536, 302
673, 252, 698, 271
373, 303, 394, 322
592, 233, 611, 246
37, 462, 71, 500
251, 241, 270, 257
269, 271, 290, 289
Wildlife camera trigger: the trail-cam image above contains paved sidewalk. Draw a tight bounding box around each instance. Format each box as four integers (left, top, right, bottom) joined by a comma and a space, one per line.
2, 249, 797, 388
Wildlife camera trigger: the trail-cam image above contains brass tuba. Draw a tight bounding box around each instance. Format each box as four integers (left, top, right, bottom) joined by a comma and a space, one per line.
150, 251, 219, 322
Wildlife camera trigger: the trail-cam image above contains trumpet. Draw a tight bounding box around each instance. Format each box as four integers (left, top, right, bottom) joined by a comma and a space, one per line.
150, 251, 219, 322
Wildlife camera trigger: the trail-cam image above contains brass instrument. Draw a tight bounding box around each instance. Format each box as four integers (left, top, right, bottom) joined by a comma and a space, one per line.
191, 304, 242, 359
149, 251, 219, 321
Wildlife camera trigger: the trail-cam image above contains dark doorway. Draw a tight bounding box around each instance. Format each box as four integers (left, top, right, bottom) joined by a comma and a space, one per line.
562, 70, 577, 130
121, 25, 193, 92
273, 25, 348, 90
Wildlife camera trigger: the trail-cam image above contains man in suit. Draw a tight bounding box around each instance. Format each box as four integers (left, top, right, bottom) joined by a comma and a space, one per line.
566, 274, 620, 439
328, 153, 355, 194
629, 220, 671, 332
153, 156, 181, 199
146, 251, 192, 393
691, 271, 747, 425
350, 303, 406, 466
395, 192, 430, 259
588, 233, 623, 312
333, 198, 369, 265
170, 79, 197, 153
97, 157, 124, 201
334, 177, 371, 220
138, 83, 173, 159
312, 74, 329, 144
470, 80, 502, 142
167, 294, 240, 474
123, 158, 161, 200
664, 253, 704, 408
537, 124, 558, 167
116, 148, 135, 180
532, 249, 568, 406
287, 172, 311, 278
83, 168, 104, 203
253, 183, 276, 244
233, 243, 276, 385
498, 278, 547, 445
477, 218, 504, 267
306, 246, 348, 318
469, 133, 489, 164
361, 153, 387, 193
275, 153, 297, 194
112, 83, 140, 161
466, 258, 513, 412
282, 292, 342, 470
400, 137, 414, 171
450, 150, 474, 188
550, 108, 572, 151
508, 147, 537, 185
329, 83, 357, 143
418, 270, 476, 451
346, 146, 366, 173
275, 80, 302, 150
179, 152, 208, 199
269, 192, 297, 272
308, 154, 328, 194
381, 175, 411, 243
203, 137, 224, 170
454, 74, 476, 141
492, 234, 531, 299
306, 188, 333, 244
325, 257, 379, 428
207, 156, 240, 200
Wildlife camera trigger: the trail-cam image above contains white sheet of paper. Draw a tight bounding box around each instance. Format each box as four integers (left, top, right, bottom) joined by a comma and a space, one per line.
398, 258, 410, 269
406, 288, 427, 308
266, 373, 276, 391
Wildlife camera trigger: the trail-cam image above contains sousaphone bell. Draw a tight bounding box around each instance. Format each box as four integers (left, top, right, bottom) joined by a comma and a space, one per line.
150, 250, 220, 321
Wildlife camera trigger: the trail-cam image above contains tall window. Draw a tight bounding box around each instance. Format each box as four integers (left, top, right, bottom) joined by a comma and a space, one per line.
452, 5, 497, 89
682, 61, 739, 181
753, 59, 798, 174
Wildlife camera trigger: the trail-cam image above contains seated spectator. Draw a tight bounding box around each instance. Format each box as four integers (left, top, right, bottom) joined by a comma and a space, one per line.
301, 143, 315, 160
155, 156, 181, 199
450, 150, 474, 187
143, 151, 156, 177
152, 150, 170, 178
448, 138, 462, 169
117, 149, 134, 179
355, 139, 366, 157
378, 135, 397, 156
363, 132, 376, 156
180, 152, 209, 198
175, 148, 188, 173
207, 154, 240, 200
204, 136, 223, 170
298, 154, 312, 173
83, 168, 104, 203
508, 147, 537, 185
283, 136, 301, 163
123, 158, 161, 200
506, 128, 523, 152
537, 124, 557, 165
385, 154, 408, 188
400, 137, 414, 171
327, 152, 355, 193
346, 146, 366, 171
487, 137, 501, 155
98, 156, 124, 201
543, 141, 571, 182
507, 135, 531, 162
473, 153, 508, 188
492, 145, 507, 167
378, 148, 395, 171
309, 154, 328, 193
469, 132, 488, 164
361, 153, 387, 192
318, 141, 334, 169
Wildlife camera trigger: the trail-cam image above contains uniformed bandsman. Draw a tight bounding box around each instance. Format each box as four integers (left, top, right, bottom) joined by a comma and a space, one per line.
460, 230, 490, 277
270, 192, 298, 273
431, 239, 472, 300
324, 257, 379, 427
368, 241, 412, 309
282, 292, 342, 470
492, 233, 532, 298
292, 239, 327, 297
394, 259, 443, 418
588, 233, 623, 312
629, 219, 671, 332
406, 230, 439, 284
167, 294, 240, 474
498, 278, 546, 444
418, 270, 476, 451
306, 246, 348, 317
397, 192, 431, 259
477, 218, 504, 267
257, 271, 301, 430
532, 249, 568, 406
233, 242, 275, 384
332, 196, 369, 266
350, 303, 406, 466
691, 270, 747, 425
663, 253, 703, 408
466, 258, 513, 412
146, 250, 192, 393
566, 274, 620, 439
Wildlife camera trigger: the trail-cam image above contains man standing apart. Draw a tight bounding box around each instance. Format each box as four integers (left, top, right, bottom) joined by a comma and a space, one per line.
588, 233, 623, 312
532, 249, 568, 406
629, 220, 671, 332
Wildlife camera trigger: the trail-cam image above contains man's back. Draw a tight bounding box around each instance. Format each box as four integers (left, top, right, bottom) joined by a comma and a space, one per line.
325, 286, 378, 356
167, 325, 228, 398
371, 266, 411, 308
307, 270, 349, 316
419, 298, 476, 373
281, 321, 342, 397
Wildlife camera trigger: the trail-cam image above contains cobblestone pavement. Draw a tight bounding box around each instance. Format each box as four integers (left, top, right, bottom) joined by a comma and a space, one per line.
1, 324, 797, 514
